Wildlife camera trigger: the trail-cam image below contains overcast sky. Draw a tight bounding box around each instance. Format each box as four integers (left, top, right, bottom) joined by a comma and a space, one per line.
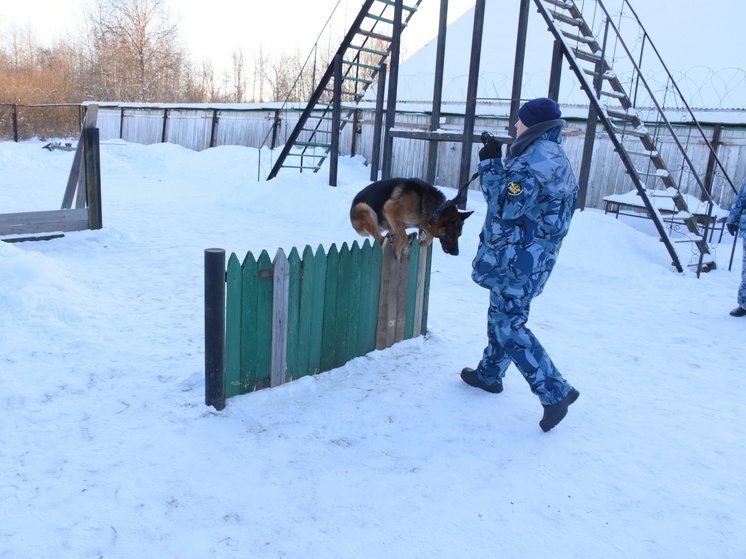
2, 0, 743, 76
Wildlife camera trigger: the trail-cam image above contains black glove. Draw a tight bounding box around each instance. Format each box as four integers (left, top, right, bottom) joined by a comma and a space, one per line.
727, 223, 738, 236
479, 138, 502, 161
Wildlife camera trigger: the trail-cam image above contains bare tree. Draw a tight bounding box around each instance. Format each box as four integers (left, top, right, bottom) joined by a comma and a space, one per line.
228, 48, 246, 103
83, 0, 184, 101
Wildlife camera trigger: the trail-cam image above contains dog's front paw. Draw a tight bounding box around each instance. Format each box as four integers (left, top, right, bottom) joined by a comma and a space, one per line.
394, 244, 410, 261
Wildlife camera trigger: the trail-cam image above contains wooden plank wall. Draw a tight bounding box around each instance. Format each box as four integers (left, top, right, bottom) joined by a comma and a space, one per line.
222, 235, 430, 399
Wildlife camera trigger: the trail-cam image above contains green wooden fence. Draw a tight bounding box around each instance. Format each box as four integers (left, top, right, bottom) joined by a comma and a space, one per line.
204, 235, 432, 409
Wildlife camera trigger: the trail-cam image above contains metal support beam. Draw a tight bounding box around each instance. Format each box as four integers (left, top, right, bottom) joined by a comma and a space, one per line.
509, 0, 531, 136
330, 54, 342, 186
457, 0, 485, 208
427, 0, 449, 184
381, 0, 404, 180
370, 63, 387, 181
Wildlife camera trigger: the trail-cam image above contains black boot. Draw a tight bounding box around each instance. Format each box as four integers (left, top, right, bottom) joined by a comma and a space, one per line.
460, 368, 503, 394
539, 388, 580, 432
730, 307, 746, 317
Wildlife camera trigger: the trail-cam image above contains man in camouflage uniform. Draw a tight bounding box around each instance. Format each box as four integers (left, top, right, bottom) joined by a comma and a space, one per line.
726, 180, 746, 317
461, 97, 580, 432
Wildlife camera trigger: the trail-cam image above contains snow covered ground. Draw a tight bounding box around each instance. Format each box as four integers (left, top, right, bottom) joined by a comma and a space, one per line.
1, 139, 744, 558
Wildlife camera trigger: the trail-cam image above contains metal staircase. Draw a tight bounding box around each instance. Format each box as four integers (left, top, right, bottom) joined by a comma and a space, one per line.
267, 0, 422, 180
534, 0, 737, 273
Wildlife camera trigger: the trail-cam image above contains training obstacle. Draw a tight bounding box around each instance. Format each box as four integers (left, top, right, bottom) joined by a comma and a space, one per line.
204, 234, 432, 410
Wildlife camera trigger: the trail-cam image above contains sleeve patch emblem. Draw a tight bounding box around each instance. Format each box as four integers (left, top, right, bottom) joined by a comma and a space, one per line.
507, 181, 523, 196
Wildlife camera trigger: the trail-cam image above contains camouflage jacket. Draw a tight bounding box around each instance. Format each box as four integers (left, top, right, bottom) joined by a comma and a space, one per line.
472, 121, 579, 298
727, 181, 746, 239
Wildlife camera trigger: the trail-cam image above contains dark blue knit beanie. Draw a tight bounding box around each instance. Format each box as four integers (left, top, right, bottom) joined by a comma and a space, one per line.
518, 97, 562, 128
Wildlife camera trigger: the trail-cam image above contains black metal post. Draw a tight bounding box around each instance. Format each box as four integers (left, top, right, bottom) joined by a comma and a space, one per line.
161, 108, 169, 143
427, 0, 449, 184
381, 0, 403, 180
576, 105, 597, 211
209, 109, 219, 149
330, 54, 342, 186
509, 0, 531, 137
204, 248, 226, 411
371, 63, 387, 181
548, 40, 563, 100
12, 104, 18, 142
457, 0, 485, 207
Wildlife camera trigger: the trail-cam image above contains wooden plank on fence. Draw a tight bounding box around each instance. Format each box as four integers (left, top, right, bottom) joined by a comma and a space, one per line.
225, 253, 243, 398
320, 244, 339, 374
346, 241, 362, 362
334, 243, 352, 367
297, 245, 315, 378
393, 240, 411, 344
404, 236, 421, 340
357, 239, 380, 356
271, 249, 289, 388
285, 247, 301, 381
413, 238, 429, 336
255, 250, 273, 390
307, 245, 327, 376
420, 243, 433, 335
240, 252, 259, 393
0, 208, 88, 236
376, 238, 396, 350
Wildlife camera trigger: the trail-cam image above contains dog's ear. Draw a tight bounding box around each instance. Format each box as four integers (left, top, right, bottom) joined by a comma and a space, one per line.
429, 200, 456, 226
460, 210, 474, 221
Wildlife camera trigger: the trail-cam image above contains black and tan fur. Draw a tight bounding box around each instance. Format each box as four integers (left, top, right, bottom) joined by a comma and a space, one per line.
350, 178, 473, 259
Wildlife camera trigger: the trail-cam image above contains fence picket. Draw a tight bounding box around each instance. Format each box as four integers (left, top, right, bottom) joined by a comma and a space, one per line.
255, 251, 273, 390
297, 245, 316, 378
346, 241, 363, 362
420, 243, 433, 335
308, 245, 327, 376
360, 240, 382, 354
271, 249, 289, 388
376, 238, 396, 350
286, 248, 301, 381
225, 253, 243, 398
240, 252, 259, 392
334, 243, 352, 367
404, 238, 421, 339
320, 244, 339, 373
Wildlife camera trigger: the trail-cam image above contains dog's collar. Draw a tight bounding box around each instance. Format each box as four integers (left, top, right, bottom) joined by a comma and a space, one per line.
429, 199, 456, 226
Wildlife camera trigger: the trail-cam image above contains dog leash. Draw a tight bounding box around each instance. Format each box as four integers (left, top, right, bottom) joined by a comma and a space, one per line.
453, 171, 480, 208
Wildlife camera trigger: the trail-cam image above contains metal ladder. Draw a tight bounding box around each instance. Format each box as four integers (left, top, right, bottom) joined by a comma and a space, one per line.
267, 0, 421, 180
534, 0, 736, 273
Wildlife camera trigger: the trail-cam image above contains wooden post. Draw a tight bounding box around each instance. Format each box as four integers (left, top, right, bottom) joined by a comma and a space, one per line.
83, 128, 103, 230
62, 105, 98, 210
204, 248, 226, 410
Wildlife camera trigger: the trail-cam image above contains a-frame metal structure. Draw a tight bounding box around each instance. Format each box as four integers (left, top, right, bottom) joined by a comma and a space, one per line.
268, 0, 738, 274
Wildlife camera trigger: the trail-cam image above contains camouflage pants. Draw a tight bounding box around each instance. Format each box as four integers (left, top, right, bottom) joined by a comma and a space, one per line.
476, 289, 573, 406
738, 237, 746, 309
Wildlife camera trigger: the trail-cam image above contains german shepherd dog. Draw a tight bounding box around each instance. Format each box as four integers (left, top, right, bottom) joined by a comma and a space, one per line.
350, 178, 473, 259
